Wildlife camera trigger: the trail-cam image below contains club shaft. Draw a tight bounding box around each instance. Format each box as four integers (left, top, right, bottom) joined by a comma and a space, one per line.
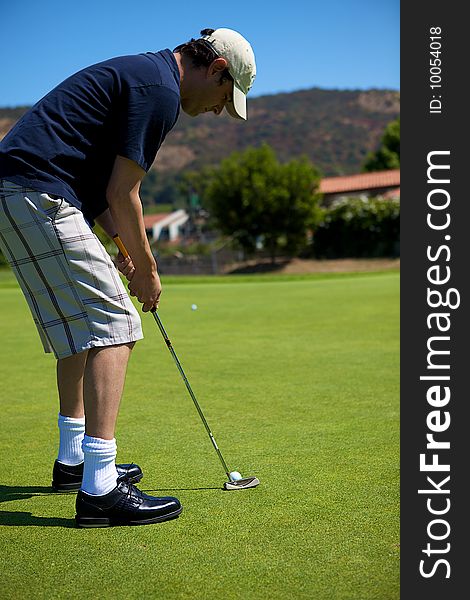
111, 235, 232, 479
151, 310, 231, 478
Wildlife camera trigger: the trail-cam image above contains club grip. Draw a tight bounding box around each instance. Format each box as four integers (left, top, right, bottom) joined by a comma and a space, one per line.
113, 234, 129, 259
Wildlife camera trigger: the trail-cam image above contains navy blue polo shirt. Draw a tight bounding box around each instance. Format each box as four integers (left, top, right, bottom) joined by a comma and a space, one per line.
0, 49, 180, 223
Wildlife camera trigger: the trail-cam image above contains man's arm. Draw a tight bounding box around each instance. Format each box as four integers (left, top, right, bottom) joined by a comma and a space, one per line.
106, 155, 161, 311
94, 208, 117, 238
94, 208, 135, 281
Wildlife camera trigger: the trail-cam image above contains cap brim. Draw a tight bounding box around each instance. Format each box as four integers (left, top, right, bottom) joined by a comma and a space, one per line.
225, 82, 247, 120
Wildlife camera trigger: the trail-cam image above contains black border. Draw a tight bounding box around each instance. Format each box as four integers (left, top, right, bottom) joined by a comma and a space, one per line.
401, 2, 468, 597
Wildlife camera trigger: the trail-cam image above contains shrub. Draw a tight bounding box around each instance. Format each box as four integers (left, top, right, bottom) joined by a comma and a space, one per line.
312, 197, 400, 258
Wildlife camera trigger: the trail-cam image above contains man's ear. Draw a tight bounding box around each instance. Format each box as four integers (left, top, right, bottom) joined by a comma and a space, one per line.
208, 57, 228, 76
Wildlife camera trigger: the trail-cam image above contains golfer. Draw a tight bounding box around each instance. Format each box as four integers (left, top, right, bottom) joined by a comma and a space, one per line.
0, 28, 256, 527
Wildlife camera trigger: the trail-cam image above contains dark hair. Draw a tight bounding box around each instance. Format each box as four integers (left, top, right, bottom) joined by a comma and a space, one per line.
174, 28, 233, 85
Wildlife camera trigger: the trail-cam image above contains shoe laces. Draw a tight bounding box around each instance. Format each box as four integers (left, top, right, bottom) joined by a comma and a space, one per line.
121, 483, 144, 507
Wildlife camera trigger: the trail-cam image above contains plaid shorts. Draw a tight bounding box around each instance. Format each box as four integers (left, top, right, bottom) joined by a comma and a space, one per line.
0, 180, 143, 358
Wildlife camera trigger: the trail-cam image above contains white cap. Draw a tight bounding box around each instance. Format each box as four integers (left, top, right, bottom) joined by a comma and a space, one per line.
201, 28, 256, 120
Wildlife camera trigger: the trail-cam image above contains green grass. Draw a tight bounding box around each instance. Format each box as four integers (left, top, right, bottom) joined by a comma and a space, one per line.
0, 269, 399, 599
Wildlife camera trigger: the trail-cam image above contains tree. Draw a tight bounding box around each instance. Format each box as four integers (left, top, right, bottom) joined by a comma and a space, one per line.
363, 117, 400, 172
201, 145, 321, 262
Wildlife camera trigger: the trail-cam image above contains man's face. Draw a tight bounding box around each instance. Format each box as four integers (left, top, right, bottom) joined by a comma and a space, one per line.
180, 59, 234, 117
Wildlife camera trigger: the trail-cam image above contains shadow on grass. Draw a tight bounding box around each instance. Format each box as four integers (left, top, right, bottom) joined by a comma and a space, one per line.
0, 484, 221, 527
0, 485, 75, 528
227, 259, 290, 275
141, 486, 221, 492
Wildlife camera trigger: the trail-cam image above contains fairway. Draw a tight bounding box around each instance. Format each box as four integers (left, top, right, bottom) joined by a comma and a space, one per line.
0, 269, 399, 599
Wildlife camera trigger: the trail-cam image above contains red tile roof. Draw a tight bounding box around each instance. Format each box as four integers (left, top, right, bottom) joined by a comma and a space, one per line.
143, 214, 169, 228
319, 169, 400, 194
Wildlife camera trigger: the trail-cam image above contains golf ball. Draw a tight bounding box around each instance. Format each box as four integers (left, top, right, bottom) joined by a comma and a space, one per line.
229, 471, 242, 481
191, 304, 198, 311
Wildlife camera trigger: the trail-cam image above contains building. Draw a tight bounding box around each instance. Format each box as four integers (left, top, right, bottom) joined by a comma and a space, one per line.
143, 210, 189, 243
319, 169, 400, 205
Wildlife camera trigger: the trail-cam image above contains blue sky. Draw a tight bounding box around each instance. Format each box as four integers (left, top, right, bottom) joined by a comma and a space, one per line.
0, 0, 399, 107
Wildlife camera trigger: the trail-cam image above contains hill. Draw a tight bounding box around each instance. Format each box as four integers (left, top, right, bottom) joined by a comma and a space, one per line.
155, 88, 399, 177
0, 88, 399, 204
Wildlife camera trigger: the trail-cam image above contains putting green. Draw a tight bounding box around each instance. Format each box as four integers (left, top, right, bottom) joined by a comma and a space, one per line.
0, 269, 399, 599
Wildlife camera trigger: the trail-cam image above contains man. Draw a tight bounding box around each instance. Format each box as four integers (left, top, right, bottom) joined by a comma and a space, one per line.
0, 28, 256, 528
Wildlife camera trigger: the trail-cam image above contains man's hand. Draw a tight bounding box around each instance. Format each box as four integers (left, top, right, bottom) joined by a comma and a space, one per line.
127, 269, 162, 312
116, 252, 136, 281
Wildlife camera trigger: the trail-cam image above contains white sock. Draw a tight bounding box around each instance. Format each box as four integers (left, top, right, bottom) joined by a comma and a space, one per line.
81, 435, 119, 496
57, 413, 85, 465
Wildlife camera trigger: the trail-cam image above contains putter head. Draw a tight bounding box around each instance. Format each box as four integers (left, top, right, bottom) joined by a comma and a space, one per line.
224, 476, 260, 490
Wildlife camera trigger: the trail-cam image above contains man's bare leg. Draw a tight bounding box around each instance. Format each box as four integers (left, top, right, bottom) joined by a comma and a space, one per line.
54, 343, 135, 493
55, 351, 88, 467
73, 342, 182, 525
57, 343, 133, 434
57, 351, 88, 418
83, 343, 134, 439
79, 343, 134, 495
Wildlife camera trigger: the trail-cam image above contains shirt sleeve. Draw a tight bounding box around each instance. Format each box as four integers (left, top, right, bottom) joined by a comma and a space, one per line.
116, 83, 180, 172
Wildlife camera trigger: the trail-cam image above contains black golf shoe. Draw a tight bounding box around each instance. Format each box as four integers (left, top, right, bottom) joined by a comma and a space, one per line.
75, 481, 182, 528
51, 460, 143, 492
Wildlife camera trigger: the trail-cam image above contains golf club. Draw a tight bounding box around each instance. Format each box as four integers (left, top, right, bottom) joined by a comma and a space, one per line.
113, 235, 260, 491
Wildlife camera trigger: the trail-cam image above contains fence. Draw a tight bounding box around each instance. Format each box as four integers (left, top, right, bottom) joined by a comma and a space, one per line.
155, 246, 245, 276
